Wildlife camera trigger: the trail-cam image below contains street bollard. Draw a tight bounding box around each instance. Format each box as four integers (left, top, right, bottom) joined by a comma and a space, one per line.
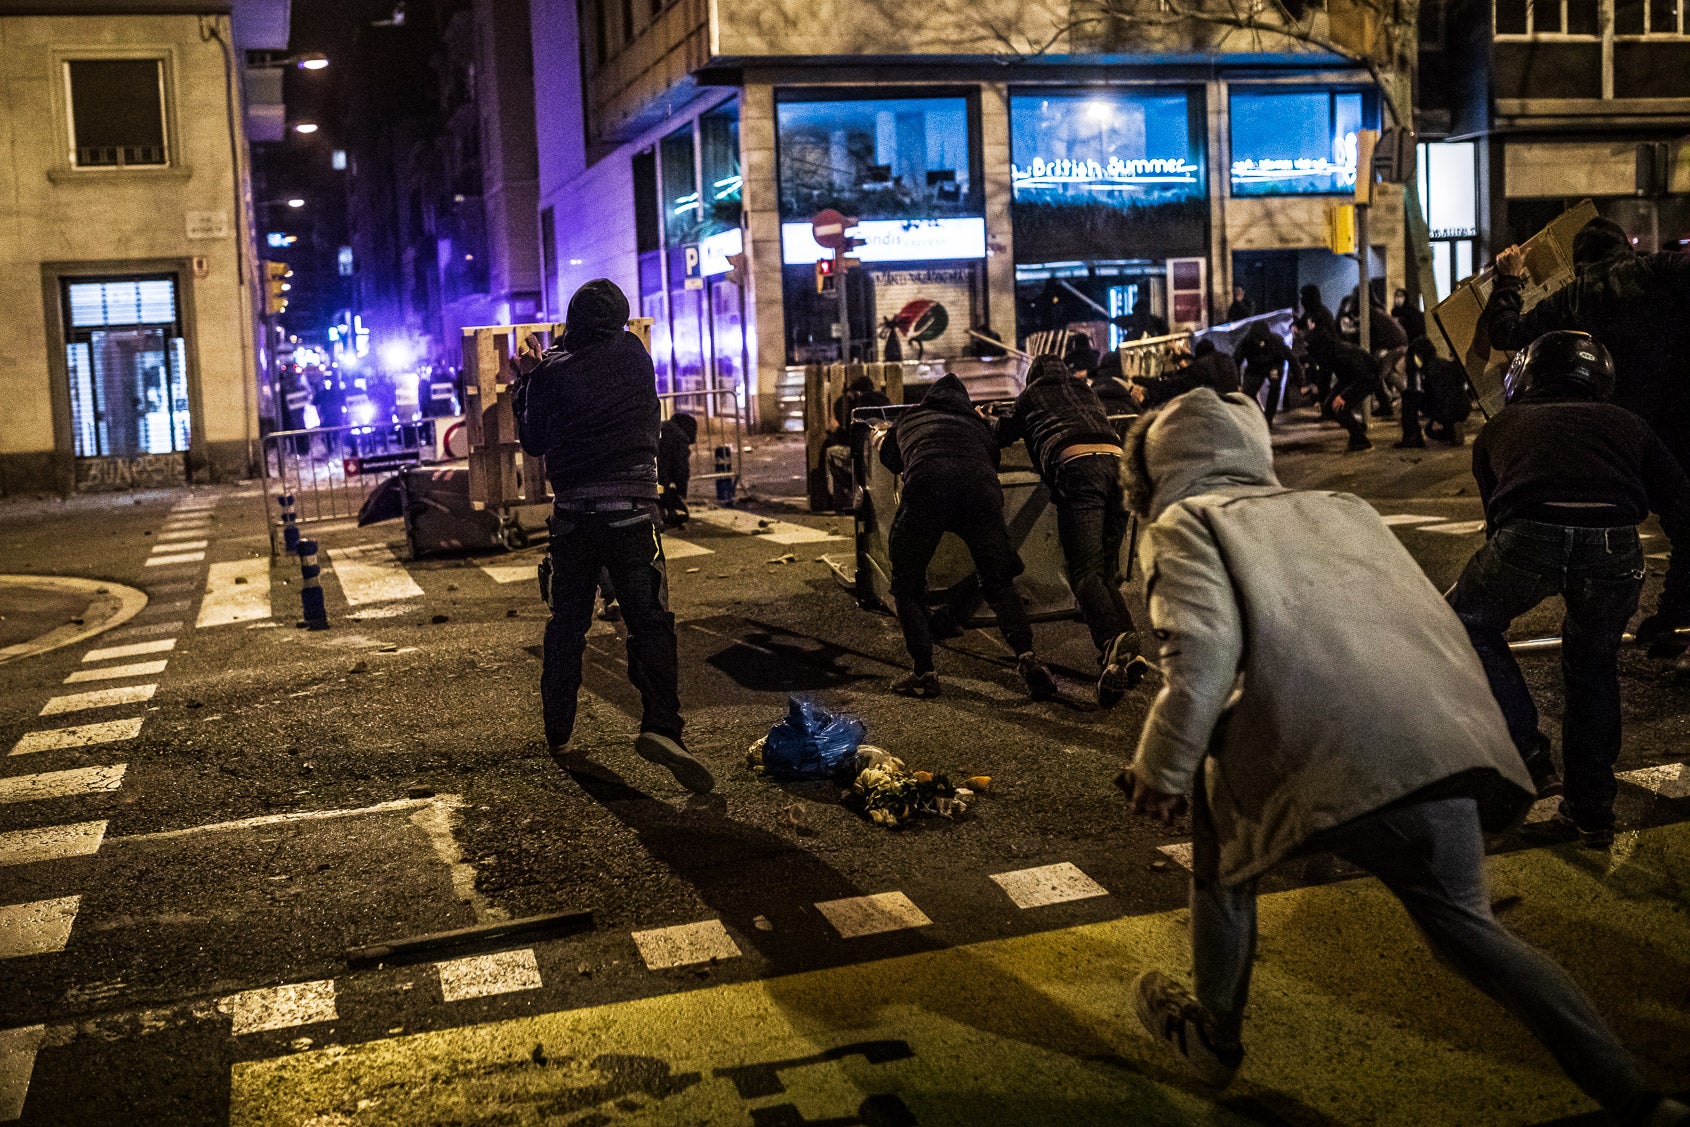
279, 492, 301, 555
714, 444, 736, 505
297, 538, 328, 630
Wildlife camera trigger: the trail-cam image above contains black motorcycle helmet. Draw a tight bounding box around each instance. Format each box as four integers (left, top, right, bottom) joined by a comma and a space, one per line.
1503, 330, 1616, 404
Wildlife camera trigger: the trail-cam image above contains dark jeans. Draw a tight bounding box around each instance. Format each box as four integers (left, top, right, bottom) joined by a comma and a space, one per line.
1448, 520, 1643, 828
888, 469, 1034, 672
1240, 361, 1284, 426
542, 507, 683, 747
1192, 795, 1654, 1123
1051, 454, 1135, 656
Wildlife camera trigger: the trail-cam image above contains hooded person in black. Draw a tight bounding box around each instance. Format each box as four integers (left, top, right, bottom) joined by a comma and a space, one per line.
879, 374, 1057, 699
515, 279, 713, 794
996, 356, 1150, 706
1233, 323, 1303, 429
1306, 329, 1381, 452
1298, 284, 1340, 401
657, 412, 697, 527
1484, 216, 1690, 650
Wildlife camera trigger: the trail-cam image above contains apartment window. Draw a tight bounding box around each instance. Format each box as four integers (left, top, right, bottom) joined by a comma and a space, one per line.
538, 207, 558, 318
699, 102, 742, 231
633, 148, 661, 253
660, 126, 699, 245
1495, 0, 1601, 35
1615, 0, 1685, 34
66, 59, 168, 168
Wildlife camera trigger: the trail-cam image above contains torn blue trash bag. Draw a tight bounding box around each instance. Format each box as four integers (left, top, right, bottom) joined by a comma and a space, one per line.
761, 698, 865, 781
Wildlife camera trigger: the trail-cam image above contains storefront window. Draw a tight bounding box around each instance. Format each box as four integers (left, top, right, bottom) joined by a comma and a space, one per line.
1417, 140, 1479, 298
1229, 89, 1376, 197
775, 93, 978, 222
1009, 88, 1207, 265
660, 125, 699, 245
699, 102, 741, 237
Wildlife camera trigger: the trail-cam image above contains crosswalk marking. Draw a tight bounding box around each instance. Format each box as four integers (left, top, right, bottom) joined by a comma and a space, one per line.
435, 949, 543, 1002
83, 638, 176, 662
1619, 762, 1690, 800
105, 622, 182, 642
330, 544, 425, 605
64, 659, 168, 684
990, 862, 1110, 909
198, 559, 273, 628
478, 563, 537, 585
0, 820, 107, 867
663, 538, 714, 559
0, 1025, 46, 1120
814, 892, 932, 939
157, 526, 210, 540
0, 765, 126, 805
40, 683, 157, 716
0, 898, 81, 959
1380, 513, 1443, 526
161, 520, 211, 534
145, 550, 206, 567
1419, 519, 1488, 535
632, 919, 743, 969
1158, 842, 1195, 870
690, 508, 844, 544
219, 980, 338, 1035
10, 719, 144, 756
152, 537, 209, 551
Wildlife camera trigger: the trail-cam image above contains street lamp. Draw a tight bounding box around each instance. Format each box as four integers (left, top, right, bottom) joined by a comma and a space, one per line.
287, 197, 305, 208
293, 123, 319, 135
296, 54, 330, 70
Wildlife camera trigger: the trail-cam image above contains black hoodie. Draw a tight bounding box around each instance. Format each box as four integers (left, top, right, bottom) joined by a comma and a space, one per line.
996, 356, 1120, 486
518, 279, 660, 504
879, 374, 1000, 491
1485, 218, 1690, 449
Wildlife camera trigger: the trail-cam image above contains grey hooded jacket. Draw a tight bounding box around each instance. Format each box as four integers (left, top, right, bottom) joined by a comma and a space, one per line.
1126, 388, 1533, 885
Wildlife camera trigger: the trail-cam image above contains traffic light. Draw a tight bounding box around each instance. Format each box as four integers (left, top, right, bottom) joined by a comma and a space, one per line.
814, 257, 836, 295
264, 260, 290, 316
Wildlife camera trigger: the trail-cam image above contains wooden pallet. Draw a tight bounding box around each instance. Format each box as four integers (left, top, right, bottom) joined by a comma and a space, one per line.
462, 319, 654, 510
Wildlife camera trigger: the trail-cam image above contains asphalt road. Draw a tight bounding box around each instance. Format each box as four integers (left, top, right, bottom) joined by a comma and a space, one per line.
0, 414, 1685, 1126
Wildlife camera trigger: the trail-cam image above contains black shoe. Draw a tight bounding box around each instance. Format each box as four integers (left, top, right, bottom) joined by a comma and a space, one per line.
634, 731, 715, 793
1346, 434, 1373, 452
890, 670, 941, 698
1017, 653, 1058, 700
1133, 970, 1243, 1088
1098, 632, 1148, 709
1526, 805, 1614, 849
1521, 736, 1563, 799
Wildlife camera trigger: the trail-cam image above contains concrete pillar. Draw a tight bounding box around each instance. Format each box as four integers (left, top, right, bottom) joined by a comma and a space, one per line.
978, 83, 1018, 346
739, 80, 786, 430
1205, 78, 1231, 324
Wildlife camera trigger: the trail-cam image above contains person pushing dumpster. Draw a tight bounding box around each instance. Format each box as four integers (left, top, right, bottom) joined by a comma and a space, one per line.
994, 354, 1149, 706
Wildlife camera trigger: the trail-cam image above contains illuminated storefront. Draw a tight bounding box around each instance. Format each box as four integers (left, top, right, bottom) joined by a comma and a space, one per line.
774, 91, 985, 362
1009, 88, 1209, 346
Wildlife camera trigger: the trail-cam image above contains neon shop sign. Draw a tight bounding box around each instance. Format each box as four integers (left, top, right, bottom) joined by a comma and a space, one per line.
1011, 155, 1201, 191
1230, 131, 1359, 187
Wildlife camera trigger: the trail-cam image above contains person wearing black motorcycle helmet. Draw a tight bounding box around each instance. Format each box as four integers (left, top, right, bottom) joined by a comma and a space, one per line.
1447, 330, 1690, 847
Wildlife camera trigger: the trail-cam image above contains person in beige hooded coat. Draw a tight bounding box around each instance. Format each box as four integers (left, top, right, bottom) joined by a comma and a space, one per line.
1119, 388, 1682, 1127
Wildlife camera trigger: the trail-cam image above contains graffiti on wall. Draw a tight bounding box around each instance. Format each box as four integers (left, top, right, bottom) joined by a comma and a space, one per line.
76, 452, 185, 492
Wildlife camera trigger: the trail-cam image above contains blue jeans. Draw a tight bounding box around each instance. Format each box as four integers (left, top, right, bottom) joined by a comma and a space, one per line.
1192, 796, 1655, 1122
1448, 520, 1644, 828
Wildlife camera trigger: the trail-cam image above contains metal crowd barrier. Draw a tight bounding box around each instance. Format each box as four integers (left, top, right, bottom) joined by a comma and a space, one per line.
261, 421, 432, 551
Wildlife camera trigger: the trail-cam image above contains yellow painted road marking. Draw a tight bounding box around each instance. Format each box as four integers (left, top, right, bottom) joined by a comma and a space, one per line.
220, 981, 338, 1035
9, 718, 144, 756
232, 823, 1690, 1127
0, 897, 80, 958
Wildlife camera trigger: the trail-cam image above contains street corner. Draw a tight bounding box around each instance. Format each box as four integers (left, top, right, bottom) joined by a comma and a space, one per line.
0, 575, 149, 667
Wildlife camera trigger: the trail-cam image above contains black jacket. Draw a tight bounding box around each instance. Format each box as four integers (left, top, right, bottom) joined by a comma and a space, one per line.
517, 279, 660, 504
1484, 248, 1690, 453
1307, 333, 1378, 394
996, 358, 1120, 485
1475, 400, 1690, 612
658, 413, 696, 494
1234, 325, 1304, 386
879, 374, 1000, 491
1139, 351, 1243, 409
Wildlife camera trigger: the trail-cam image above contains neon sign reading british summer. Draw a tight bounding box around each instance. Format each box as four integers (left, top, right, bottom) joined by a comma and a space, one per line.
1012, 155, 1201, 191
1230, 132, 1359, 188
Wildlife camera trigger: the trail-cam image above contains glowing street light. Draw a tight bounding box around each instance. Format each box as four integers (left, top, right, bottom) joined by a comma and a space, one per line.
286, 198, 306, 208
296, 54, 330, 70
293, 122, 319, 135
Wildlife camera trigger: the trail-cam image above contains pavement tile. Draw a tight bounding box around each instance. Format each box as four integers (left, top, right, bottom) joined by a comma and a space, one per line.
989, 862, 1110, 909
435, 949, 543, 1002
814, 892, 932, 939
631, 919, 743, 969
0, 897, 81, 958
219, 980, 338, 1035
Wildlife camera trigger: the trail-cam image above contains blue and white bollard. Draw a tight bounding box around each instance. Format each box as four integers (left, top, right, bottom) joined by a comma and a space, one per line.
714, 444, 736, 505
297, 538, 328, 630
280, 492, 301, 555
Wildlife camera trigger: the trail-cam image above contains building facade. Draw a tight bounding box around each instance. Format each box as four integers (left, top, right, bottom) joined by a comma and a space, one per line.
1418, 0, 1689, 268
0, 0, 286, 494
530, 0, 1415, 428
